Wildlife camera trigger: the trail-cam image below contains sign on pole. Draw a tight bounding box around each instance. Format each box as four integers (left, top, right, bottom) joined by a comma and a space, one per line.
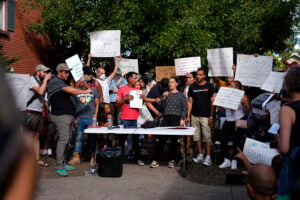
213, 87, 244, 110
174, 57, 201, 76
65, 54, 83, 82
261, 71, 286, 93
243, 138, 279, 166
118, 58, 139, 74
207, 47, 233, 77
155, 66, 176, 81
235, 54, 273, 87
90, 30, 121, 57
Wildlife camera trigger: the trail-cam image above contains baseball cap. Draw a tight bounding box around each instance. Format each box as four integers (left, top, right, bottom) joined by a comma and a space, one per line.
35, 64, 50, 72
56, 63, 71, 71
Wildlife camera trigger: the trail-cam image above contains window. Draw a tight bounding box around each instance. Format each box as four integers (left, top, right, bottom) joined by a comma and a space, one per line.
0, 1, 4, 30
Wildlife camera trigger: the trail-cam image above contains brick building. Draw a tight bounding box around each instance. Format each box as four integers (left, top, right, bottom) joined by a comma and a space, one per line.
0, 0, 51, 74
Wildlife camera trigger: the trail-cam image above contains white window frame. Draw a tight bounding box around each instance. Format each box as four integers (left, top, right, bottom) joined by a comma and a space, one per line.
0, 1, 5, 30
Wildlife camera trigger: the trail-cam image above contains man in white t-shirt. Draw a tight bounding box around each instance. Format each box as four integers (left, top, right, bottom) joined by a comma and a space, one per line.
86, 54, 122, 104
26, 64, 52, 167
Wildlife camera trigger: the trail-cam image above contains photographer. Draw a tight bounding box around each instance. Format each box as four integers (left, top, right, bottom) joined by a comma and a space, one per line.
26, 64, 52, 168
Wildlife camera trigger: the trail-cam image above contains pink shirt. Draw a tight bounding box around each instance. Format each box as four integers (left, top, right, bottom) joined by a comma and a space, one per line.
116, 85, 140, 120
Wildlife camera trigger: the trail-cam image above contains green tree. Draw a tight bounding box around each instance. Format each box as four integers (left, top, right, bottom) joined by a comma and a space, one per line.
22, 0, 300, 72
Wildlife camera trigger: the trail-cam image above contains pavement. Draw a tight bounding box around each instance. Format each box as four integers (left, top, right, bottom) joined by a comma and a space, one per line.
34, 162, 250, 200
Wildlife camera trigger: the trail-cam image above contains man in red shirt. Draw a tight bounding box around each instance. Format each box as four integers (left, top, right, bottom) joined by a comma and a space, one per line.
116, 71, 144, 166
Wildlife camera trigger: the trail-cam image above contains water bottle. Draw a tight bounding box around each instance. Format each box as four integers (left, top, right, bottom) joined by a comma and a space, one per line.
92, 117, 97, 127
107, 117, 112, 129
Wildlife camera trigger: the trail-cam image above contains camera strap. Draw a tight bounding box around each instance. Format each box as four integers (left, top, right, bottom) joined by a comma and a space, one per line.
26, 75, 42, 107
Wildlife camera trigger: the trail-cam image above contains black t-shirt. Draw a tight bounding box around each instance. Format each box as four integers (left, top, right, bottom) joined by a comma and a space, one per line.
47, 76, 75, 116
147, 84, 163, 117
286, 101, 300, 150
188, 82, 215, 117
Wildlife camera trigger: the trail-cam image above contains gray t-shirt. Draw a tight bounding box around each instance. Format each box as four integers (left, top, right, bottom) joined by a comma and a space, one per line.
27, 76, 45, 112
74, 88, 99, 119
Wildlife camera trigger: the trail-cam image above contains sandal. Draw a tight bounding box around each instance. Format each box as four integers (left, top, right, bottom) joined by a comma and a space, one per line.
37, 159, 49, 167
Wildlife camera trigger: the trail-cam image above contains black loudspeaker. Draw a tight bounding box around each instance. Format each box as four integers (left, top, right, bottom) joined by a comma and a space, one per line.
96, 147, 123, 177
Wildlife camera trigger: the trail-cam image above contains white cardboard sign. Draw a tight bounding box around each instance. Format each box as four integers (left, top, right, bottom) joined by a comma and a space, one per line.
174, 57, 201, 76
138, 104, 154, 125
5, 73, 30, 111
207, 47, 234, 77
65, 54, 83, 82
261, 71, 286, 93
243, 138, 279, 166
90, 30, 121, 57
235, 54, 273, 87
213, 87, 244, 110
129, 90, 143, 109
118, 58, 139, 74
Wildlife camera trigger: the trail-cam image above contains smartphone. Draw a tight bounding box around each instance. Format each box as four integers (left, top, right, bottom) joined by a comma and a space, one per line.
225, 173, 246, 185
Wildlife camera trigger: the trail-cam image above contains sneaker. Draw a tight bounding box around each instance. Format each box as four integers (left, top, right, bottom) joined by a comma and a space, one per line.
168, 160, 175, 168
218, 158, 231, 168
193, 154, 204, 163
64, 164, 75, 171
137, 160, 145, 166
47, 149, 52, 155
203, 156, 212, 166
56, 169, 68, 177
231, 159, 238, 170
150, 160, 159, 168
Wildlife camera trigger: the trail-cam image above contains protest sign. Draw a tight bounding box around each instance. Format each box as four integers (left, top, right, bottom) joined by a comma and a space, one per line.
213, 87, 244, 110
155, 66, 176, 81
174, 57, 201, 76
90, 30, 121, 57
235, 54, 273, 87
5, 73, 30, 111
261, 71, 286, 93
65, 54, 83, 82
243, 138, 279, 166
130, 90, 143, 109
118, 58, 139, 74
207, 47, 233, 77
138, 105, 154, 125
266, 100, 281, 124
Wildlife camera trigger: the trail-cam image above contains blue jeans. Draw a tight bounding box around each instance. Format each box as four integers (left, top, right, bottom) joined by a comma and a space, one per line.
119, 120, 141, 161
74, 118, 92, 152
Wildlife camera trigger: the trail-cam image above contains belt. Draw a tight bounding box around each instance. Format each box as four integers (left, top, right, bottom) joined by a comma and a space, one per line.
26, 110, 42, 115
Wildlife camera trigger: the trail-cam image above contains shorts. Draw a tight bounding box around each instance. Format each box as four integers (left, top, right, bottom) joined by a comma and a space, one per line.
26, 111, 43, 133
191, 115, 211, 142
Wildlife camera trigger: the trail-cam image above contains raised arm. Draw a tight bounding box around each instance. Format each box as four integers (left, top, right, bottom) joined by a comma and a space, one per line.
86, 53, 92, 67
109, 56, 122, 81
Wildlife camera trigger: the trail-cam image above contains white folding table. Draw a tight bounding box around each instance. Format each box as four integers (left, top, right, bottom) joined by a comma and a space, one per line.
84, 126, 196, 174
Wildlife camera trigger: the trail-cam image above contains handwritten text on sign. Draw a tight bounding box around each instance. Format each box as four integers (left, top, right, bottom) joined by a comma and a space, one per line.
155, 66, 176, 81
213, 87, 244, 110
243, 138, 279, 166
174, 57, 201, 76
119, 58, 139, 74
65, 54, 83, 82
90, 30, 121, 57
207, 47, 233, 77
261, 71, 286, 93
235, 54, 273, 87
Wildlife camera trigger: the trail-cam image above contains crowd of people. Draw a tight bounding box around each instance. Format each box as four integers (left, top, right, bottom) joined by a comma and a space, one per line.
21, 54, 300, 200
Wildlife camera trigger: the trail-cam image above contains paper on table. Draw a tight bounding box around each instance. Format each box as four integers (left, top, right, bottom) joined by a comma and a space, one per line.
129, 90, 143, 109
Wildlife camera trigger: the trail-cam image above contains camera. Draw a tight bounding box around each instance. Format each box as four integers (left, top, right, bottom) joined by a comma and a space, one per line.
45, 69, 54, 74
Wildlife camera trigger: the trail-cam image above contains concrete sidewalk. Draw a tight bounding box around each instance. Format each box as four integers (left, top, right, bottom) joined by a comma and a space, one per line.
34, 164, 250, 200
